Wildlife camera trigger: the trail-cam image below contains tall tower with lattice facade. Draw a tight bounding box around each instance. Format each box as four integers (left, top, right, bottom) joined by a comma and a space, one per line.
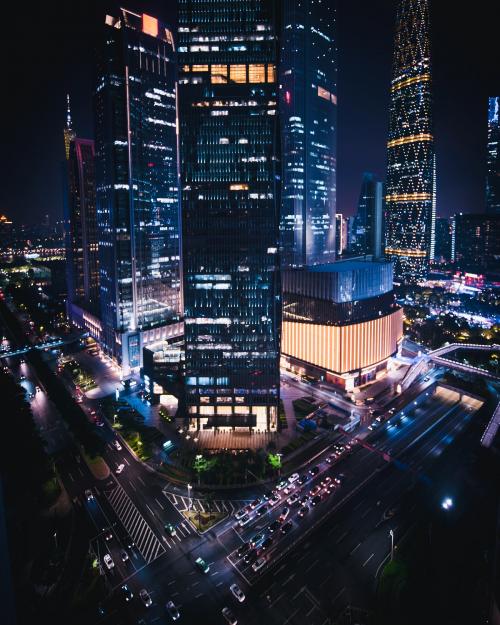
385, 0, 435, 283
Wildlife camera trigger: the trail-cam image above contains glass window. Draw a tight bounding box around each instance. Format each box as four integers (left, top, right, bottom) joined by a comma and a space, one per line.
230, 64, 247, 83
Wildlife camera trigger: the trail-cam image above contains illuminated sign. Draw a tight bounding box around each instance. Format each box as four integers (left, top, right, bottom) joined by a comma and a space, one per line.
142, 14, 158, 37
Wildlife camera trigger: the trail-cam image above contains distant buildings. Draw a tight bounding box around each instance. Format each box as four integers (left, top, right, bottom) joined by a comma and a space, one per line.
335, 214, 347, 257
486, 96, 500, 215
452, 213, 500, 272
178, 0, 281, 432
280, 0, 337, 268
349, 173, 384, 258
281, 259, 403, 390
385, 0, 435, 283
93, 10, 181, 373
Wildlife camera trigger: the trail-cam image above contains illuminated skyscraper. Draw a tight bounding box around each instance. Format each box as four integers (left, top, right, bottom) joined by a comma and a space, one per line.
486, 97, 500, 214
94, 9, 181, 373
63, 94, 76, 161
280, 0, 337, 267
385, 0, 435, 283
178, 0, 281, 432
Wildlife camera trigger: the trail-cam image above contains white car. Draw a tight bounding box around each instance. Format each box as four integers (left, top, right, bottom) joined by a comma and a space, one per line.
116, 463, 125, 474
288, 472, 300, 484
229, 583, 245, 603
238, 513, 252, 527
84, 489, 94, 501
103, 554, 114, 570
113, 440, 122, 451
166, 600, 180, 621
222, 607, 238, 625
140, 588, 152, 607
252, 557, 267, 572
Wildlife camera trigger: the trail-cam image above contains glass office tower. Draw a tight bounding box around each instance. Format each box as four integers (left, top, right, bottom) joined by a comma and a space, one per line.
486, 97, 500, 215
280, 0, 337, 268
385, 0, 435, 283
350, 173, 384, 258
65, 135, 99, 313
178, 0, 281, 432
94, 9, 181, 373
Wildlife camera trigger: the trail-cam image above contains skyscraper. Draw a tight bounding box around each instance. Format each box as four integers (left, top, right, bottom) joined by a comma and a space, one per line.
486, 97, 500, 214
452, 213, 500, 272
178, 0, 281, 432
94, 9, 181, 373
65, 134, 99, 315
280, 0, 337, 268
351, 173, 384, 258
385, 0, 435, 283
63, 94, 76, 161
434, 216, 451, 264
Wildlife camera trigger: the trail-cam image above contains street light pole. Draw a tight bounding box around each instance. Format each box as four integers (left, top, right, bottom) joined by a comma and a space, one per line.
187, 483, 192, 512
389, 529, 394, 561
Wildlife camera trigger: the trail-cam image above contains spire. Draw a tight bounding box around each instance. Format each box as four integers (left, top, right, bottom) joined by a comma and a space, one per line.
66, 93, 72, 130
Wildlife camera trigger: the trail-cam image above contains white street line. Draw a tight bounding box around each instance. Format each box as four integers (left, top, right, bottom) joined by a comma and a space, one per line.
137, 475, 146, 487
123, 457, 130, 466
146, 504, 155, 517
68, 472, 74, 482
332, 587, 346, 604
362, 553, 375, 567
129, 480, 137, 492
154, 498, 164, 510
335, 531, 348, 544
349, 542, 361, 555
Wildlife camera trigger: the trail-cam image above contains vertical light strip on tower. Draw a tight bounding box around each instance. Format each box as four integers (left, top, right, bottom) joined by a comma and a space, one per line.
385, 0, 434, 283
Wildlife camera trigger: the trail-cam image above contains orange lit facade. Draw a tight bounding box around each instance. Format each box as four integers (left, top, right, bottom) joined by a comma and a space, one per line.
281, 309, 403, 390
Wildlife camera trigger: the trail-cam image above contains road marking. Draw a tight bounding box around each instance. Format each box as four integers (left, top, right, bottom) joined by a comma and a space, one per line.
283, 608, 300, 624
349, 542, 361, 555
282, 573, 295, 586
305, 559, 319, 573
146, 504, 155, 517
362, 553, 375, 567
68, 472, 74, 482
195, 593, 204, 599
129, 480, 137, 492
154, 498, 164, 510
168, 580, 176, 585
123, 457, 130, 466
335, 531, 348, 544
332, 587, 346, 604
361, 507, 372, 519
137, 475, 146, 487
353, 501, 364, 511
216, 582, 223, 587
273, 564, 286, 577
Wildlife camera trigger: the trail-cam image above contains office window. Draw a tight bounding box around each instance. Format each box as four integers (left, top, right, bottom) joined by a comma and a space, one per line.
249, 64, 266, 83
230, 64, 247, 83
211, 64, 227, 83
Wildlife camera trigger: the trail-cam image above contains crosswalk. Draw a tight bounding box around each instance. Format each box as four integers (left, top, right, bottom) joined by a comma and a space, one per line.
105, 482, 165, 563
163, 489, 251, 516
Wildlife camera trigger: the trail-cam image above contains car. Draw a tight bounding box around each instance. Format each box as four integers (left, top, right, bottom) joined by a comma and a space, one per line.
282, 482, 296, 495
35, 386, 41, 393
424, 376, 430, 382
261, 536, 273, 550
164, 523, 177, 537
256, 504, 269, 516
250, 498, 262, 509
238, 513, 252, 527
268, 520, 281, 533
286, 493, 299, 506
103, 529, 113, 541
321, 476, 332, 487
279, 506, 290, 522
96, 420, 104, 427
311, 495, 321, 506
275, 479, 288, 491
288, 472, 300, 484
139, 588, 152, 607
334, 473, 345, 486
85, 489, 94, 501
309, 466, 320, 476
237, 542, 250, 558
120, 549, 129, 562
243, 549, 258, 565
103, 554, 114, 569
268, 494, 280, 506
230, 583, 245, 603
298, 504, 309, 517
19, 374, 26, 380
116, 463, 125, 474
325, 454, 335, 464
222, 606, 238, 625
252, 557, 267, 573
299, 494, 309, 505
249, 533, 264, 548
235, 508, 248, 521
298, 474, 308, 485
121, 584, 134, 602
166, 600, 180, 621
280, 520, 293, 535
309, 485, 321, 497
113, 440, 122, 451
195, 556, 209, 573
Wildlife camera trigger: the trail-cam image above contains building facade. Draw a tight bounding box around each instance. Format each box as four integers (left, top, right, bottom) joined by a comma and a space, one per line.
94, 9, 181, 373
350, 173, 384, 258
486, 96, 500, 215
385, 0, 435, 283
281, 260, 403, 390
433, 216, 451, 264
280, 0, 337, 268
452, 213, 500, 272
178, 0, 282, 432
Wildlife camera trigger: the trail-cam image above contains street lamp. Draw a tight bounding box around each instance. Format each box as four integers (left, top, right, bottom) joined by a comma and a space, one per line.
187, 483, 192, 512
389, 529, 394, 561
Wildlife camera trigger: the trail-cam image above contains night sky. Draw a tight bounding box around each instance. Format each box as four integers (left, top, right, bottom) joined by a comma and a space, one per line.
0, 1, 498, 225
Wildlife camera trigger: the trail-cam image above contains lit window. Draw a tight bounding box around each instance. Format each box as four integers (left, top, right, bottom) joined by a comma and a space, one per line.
192, 64, 209, 72
230, 64, 247, 83
211, 64, 227, 83
248, 64, 266, 83
267, 64, 276, 82
230, 184, 249, 191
